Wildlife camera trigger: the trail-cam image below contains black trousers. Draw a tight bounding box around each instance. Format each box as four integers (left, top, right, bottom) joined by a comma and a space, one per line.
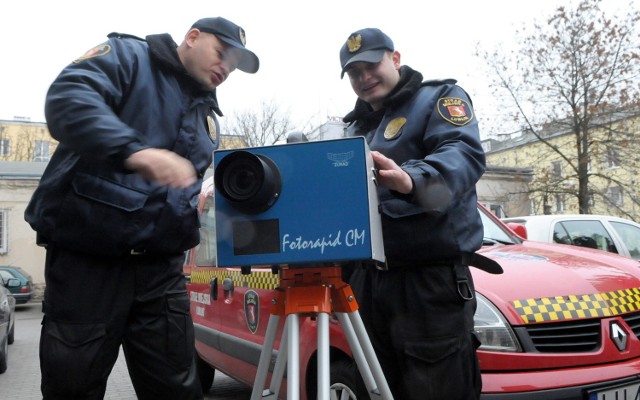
349, 264, 482, 400
39, 245, 202, 400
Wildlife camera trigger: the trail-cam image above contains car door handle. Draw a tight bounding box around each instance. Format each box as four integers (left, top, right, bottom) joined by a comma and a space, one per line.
210, 277, 218, 301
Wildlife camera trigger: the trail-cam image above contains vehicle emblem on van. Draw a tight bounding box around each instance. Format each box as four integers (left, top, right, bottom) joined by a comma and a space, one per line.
610, 321, 628, 352
244, 290, 259, 334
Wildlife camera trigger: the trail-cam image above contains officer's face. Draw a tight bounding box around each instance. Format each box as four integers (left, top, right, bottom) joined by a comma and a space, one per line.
346, 51, 401, 111
182, 30, 240, 91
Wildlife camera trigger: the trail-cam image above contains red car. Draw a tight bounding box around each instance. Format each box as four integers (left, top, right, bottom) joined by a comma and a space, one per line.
187, 178, 640, 399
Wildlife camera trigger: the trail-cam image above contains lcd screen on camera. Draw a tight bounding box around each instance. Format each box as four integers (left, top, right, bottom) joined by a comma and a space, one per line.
232, 219, 280, 256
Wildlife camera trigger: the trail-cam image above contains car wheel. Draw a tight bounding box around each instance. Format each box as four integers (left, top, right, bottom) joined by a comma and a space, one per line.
330, 359, 368, 400
8, 320, 14, 345
197, 355, 215, 393
0, 335, 8, 374
306, 359, 367, 400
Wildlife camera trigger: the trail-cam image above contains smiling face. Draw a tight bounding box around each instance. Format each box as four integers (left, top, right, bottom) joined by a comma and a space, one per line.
178, 29, 241, 91
345, 50, 402, 110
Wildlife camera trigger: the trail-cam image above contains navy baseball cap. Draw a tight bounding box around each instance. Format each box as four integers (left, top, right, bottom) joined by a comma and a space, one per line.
339, 28, 394, 78
191, 17, 259, 73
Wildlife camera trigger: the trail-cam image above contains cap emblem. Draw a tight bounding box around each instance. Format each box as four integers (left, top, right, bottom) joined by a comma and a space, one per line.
347, 34, 362, 53
239, 28, 247, 45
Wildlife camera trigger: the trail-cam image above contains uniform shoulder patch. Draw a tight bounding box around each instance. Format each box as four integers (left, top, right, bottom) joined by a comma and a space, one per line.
73, 44, 112, 64
437, 97, 474, 126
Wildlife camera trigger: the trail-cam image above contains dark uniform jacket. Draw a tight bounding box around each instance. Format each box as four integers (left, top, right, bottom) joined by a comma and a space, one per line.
25, 33, 219, 256
345, 66, 486, 265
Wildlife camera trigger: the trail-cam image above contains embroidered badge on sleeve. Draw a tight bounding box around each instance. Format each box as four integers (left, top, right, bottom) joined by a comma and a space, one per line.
73, 44, 112, 64
437, 97, 474, 126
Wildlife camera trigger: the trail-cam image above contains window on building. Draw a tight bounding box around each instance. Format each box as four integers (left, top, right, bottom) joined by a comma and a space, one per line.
0, 138, 9, 157
607, 186, 623, 206
34, 140, 50, 162
0, 210, 7, 254
488, 203, 506, 218
550, 161, 563, 179
605, 148, 621, 168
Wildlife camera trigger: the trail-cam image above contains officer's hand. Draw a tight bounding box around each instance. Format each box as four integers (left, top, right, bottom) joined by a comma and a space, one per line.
371, 151, 413, 194
125, 148, 197, 188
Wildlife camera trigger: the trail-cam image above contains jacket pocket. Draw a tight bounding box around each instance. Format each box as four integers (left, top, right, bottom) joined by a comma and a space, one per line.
54, 173, 150, 255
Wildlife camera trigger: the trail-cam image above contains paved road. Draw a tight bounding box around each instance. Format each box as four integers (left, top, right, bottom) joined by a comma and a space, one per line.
0, 302, 253, 399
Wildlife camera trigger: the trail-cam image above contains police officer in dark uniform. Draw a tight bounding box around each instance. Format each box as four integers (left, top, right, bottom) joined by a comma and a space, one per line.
24, 17, 259, 400
339, 28, 489, 399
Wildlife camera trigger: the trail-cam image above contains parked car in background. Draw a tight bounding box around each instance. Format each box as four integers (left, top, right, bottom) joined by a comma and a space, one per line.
0, 266, 33, 305
502, 214, 640, 260
0, 276, 17, 373
187, 179, 640, 399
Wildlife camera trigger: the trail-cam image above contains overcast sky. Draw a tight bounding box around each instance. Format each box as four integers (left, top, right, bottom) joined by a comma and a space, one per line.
1, 0, 632, 136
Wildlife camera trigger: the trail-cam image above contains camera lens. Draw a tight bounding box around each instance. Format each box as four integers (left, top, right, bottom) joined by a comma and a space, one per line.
222, 158, 262, 200
215, 151, 281, 214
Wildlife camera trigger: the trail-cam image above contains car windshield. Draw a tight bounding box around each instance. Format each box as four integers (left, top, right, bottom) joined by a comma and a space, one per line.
479, 207, 518, 245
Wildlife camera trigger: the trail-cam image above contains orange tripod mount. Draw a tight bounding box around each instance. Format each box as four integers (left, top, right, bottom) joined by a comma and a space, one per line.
250, 265, 394, 400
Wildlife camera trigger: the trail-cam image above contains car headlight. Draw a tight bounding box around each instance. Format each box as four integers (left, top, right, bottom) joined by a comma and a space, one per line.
474, 292, 522, 352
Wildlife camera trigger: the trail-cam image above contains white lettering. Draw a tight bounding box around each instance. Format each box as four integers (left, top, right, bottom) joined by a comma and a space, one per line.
345, 229, 366, 246
282, 229, 367, 254
190, 291, 211, 305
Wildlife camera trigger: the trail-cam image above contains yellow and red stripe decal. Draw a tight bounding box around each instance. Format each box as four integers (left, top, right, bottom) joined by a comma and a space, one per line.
512, 287, 640, 324
190, 268, 279, 290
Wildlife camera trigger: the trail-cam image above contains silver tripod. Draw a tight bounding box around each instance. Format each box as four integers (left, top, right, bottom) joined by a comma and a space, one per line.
250, 266, 394, 400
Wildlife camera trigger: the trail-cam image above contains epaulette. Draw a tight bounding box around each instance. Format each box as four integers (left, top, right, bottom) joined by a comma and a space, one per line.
421, 78, 457, 87
107, 32, 146, 41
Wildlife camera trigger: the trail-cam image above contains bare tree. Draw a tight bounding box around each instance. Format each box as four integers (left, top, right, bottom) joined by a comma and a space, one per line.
0, 122, 56, 162
224, 99, 298, 147
478, 0, 640, 215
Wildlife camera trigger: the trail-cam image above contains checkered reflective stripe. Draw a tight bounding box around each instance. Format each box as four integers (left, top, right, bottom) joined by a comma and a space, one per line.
512, 287, 640, 324
190, 268, 280, 290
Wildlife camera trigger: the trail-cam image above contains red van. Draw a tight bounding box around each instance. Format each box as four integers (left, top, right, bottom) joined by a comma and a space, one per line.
187, 177, 640, 399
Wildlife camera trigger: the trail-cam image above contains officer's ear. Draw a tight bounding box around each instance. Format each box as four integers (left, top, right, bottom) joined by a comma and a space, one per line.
183, 28, 202, 48
391, 50, 401, 69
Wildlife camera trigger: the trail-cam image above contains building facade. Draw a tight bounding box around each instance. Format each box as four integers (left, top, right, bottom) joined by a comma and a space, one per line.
483, 111, 640, 220
0, 118, 57, 162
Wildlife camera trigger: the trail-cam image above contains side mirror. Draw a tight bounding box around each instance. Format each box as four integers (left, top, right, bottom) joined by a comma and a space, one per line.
507, 222, 528, 240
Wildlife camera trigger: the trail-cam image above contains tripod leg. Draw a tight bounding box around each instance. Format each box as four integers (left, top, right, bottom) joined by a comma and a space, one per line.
317, 312, 330, 400
286, 313, 300, 400
251, 314, 282, 400
266, 319, 288, 398
336, 311, 394, 400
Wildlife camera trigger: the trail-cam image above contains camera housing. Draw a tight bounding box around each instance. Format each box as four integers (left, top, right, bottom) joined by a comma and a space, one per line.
213, 137, 385, 267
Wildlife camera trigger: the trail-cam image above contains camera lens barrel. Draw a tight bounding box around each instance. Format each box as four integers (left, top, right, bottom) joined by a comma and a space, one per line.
215, 151, 282, 214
